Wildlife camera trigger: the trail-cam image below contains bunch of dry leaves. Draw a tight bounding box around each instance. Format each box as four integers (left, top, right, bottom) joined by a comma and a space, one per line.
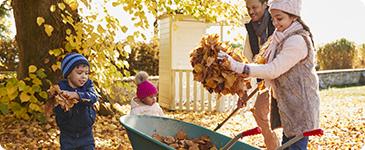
190, 34, 251, 97
44, 85, 78, 116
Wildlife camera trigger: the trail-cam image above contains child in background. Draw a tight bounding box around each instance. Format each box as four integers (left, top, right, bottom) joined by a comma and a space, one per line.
54, 52, 98, 150
130, 71, 164, 116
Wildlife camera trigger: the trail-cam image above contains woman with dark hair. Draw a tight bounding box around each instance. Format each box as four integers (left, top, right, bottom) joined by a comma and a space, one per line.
241, 0, 279, 149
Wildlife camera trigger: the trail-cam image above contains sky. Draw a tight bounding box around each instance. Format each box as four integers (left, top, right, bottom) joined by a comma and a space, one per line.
301, 0, 365, 45
4, 0, 365, 45
213, 0, 365, 45
105, 0, 365, 45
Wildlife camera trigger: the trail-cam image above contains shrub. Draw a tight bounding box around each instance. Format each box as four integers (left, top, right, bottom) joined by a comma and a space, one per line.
353, 43, 365, 68
127, 40, 159, 76
317, 38, 356, 70
0, 39, 18, 71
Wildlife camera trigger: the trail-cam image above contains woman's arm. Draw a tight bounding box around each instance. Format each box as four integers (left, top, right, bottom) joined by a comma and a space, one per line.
247, 35, 308, 79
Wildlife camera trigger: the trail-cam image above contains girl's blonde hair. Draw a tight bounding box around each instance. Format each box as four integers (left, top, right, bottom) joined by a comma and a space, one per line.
135, 71, 149, 85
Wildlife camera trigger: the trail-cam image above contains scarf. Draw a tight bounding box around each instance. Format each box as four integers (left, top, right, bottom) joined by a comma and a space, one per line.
264, 21, 303, 63
252, 9, 271, 45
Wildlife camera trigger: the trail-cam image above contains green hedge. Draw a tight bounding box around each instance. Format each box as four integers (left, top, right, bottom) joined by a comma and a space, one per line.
354, 43, 365, 68
126, 40, 159, 76
317, 38, 356, 70
0, 39, 18, 71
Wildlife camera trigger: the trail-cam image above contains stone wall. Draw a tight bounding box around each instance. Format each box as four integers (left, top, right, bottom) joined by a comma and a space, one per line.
317, 69, 365, 89
122, 69, 365, 90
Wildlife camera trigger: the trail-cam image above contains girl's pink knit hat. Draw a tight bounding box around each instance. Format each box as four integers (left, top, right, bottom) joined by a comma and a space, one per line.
135, 71, 157, 100
137, 80, 158, 100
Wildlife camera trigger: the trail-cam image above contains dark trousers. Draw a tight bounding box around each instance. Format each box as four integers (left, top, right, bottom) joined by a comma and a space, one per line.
282, 132, 309, 150
60, 130, 95, 150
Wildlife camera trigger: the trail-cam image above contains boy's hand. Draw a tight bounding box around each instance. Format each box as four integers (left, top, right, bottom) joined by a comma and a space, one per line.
57, 91, 79, 111
61, 91, 80, 100
46, 85, 79, 111
47, 85, 61, 99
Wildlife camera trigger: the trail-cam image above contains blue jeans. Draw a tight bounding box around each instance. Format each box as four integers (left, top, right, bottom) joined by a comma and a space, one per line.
282, 132, 309, 150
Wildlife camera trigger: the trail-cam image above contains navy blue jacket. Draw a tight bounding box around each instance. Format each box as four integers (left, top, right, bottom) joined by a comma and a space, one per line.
54, 79, 98, 138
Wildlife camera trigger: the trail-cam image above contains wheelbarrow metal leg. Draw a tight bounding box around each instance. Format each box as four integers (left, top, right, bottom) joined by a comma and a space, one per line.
277, 135, 304, 150
221, 127, 262, 150
277, 129, 323, 150
213, 87, 259, 131
221, 133, 242, 150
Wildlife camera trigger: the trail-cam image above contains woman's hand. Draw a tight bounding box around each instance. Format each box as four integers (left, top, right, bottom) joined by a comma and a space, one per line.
237, 99, 245, 108
218, 51, 236, 69
236, 93, 248, 108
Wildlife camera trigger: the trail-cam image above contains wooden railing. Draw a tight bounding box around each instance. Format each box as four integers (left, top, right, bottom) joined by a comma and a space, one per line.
171, 69, 238, 112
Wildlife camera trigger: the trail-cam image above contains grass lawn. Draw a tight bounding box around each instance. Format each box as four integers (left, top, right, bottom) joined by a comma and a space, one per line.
164, 86, 365, 149
0, 86, 364, 149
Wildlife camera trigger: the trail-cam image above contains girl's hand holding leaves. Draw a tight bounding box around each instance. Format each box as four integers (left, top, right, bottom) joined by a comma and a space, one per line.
190, 34, 251, 96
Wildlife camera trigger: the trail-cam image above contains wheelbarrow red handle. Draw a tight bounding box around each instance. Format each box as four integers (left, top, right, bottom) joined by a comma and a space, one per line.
221, 127, 262, 150
303, 129, 323, 136
241, 127, 262, 137
277, 129, 324, 150
213, 87, 259, 131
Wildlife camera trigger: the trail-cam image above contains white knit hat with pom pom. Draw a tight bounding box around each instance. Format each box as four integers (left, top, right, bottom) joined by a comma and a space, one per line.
269, 0, 302, 17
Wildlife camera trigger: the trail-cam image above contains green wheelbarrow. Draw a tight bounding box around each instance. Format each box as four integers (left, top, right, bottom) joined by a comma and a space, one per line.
120, 115, 261, 150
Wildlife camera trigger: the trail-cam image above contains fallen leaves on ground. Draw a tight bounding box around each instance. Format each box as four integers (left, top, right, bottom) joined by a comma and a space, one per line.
0, 86, 364, 149
0, 113, 132, 150
307, 86, 365, 149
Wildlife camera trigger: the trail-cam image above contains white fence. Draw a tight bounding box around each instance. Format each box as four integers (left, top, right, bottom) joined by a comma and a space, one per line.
171, 69, 241, 112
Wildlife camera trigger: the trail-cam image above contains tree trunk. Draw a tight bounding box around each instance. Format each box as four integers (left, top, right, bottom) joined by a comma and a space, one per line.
12, 0, 77, 83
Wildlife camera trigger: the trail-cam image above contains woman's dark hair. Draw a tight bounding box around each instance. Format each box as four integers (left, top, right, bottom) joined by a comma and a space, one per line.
286, 13, 315, 47
297, 18, 315, 47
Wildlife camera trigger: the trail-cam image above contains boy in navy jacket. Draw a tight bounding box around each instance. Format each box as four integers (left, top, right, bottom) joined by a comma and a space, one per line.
54, 52, 98, 150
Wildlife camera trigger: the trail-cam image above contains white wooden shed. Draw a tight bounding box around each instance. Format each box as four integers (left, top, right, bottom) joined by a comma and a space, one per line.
158, 14, 241, 112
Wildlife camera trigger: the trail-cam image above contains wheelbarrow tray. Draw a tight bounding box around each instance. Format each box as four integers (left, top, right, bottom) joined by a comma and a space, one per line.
120, 115, 259, 150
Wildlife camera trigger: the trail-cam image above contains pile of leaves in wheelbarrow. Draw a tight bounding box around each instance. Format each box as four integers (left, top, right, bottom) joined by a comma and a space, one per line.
189, 34, 251, 97
152, 130, 217, 150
